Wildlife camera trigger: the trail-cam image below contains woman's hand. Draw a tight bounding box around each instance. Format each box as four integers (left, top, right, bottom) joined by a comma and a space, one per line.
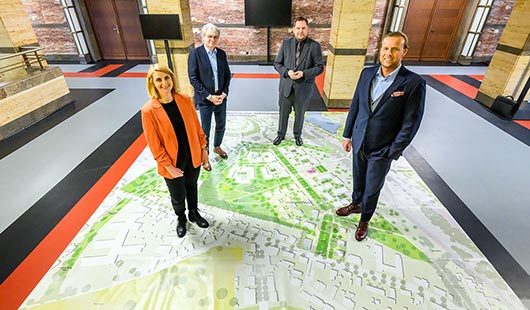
201, 149, 211, 171
165, 165, 184, 178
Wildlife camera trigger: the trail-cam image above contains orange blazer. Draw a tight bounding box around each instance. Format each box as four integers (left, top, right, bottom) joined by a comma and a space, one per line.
141, 93, 207, 179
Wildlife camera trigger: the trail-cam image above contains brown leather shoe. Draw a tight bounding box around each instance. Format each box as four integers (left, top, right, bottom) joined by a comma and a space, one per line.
355, 221, 368, 241
336, 203, 362, 216
214, 146, 228, 159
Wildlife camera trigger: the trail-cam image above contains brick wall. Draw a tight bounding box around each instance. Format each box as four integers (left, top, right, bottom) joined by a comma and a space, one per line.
189, 0, 333, 60
21, 0, 77, 58
473, 0, 514, 63
19, 0, 512, 63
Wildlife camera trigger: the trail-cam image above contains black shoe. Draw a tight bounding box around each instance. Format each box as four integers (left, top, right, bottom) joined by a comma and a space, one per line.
176, 220, 187, 238
295, 136, 303, 146
188, 209, 209, 228
273, 136, 284, 145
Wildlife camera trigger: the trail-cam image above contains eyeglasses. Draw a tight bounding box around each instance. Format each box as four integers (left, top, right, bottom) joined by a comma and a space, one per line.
205, 34, 219, 40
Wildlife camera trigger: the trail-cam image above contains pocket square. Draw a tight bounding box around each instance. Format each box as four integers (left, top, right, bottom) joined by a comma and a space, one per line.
391, 91, 405, 97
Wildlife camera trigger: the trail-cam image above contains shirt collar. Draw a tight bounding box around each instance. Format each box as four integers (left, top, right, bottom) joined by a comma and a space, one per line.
204, 45, 217, 55
295, 37, 308, 45
377, 64, 402, 79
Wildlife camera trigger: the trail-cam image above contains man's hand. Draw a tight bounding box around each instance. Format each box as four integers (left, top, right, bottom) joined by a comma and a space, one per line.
210, 95, 224, 105
342, 139, 352, 152
288, 70, 304, 80
292, 70, 304, 80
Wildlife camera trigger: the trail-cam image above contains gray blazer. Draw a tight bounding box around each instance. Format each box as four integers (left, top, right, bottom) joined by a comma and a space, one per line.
274, 36, 324, 103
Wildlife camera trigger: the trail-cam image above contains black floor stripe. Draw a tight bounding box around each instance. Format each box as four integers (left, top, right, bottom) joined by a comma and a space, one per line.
78, 60, 150, 74
404, 145, 530, 301
423, 75, 530, 147
0, 113, 142, 285
452, 74, 482, 88
78, 61, 114, 72
513, 103, 530, 120
101, 61, 150, 77
0, 88, 113, 160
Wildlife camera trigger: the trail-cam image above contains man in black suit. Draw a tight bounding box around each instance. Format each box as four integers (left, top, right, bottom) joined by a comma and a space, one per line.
273, 16, 324, 146
336, 31, 426, 241
188, 23, 231, 159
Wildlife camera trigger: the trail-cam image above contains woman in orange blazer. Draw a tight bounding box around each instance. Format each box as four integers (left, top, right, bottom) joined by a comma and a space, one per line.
141, 64, 211, 238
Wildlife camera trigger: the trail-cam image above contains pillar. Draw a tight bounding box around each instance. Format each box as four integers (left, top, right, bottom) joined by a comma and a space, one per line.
476, 1, 530, 108
324, 0, 377, 108
144, 0, 195, 96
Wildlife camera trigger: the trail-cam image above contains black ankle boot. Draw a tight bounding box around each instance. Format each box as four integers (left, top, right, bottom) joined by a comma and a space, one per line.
188, 209, 209, 228
176, 217, 187, 238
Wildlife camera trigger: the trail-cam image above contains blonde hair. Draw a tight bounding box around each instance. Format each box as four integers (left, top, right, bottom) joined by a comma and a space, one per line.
146, 64, 179, 99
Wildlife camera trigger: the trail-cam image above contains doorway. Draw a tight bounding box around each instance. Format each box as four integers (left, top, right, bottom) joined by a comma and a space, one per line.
85, 0, 149, 60
402, 0, 466, 61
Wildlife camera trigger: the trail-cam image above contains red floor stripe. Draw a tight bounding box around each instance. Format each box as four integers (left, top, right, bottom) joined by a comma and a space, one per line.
469, 74, 484, 81
315, 67, 325, 97
327, 108, 349, 112
63, 64, 124, 77
232, 73, 280, 79
430, 74, 479, 99
118, 72, 147, 78
0, 134, 147, 310
514, 120, 530, 130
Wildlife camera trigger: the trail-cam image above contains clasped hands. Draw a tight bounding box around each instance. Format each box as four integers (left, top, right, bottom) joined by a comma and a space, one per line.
210, 93, 226, 105
288, 70, 304, 80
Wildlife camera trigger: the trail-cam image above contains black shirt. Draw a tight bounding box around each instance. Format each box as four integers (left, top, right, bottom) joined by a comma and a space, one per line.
161, 99, 191, 169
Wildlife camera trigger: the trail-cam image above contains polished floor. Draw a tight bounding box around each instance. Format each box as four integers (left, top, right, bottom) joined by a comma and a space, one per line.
0, 61, 529, 309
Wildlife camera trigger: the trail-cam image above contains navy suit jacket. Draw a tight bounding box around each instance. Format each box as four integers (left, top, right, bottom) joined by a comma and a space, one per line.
343, 65, 425, 160
188, 45, 231, 105
274, 36, 324, 103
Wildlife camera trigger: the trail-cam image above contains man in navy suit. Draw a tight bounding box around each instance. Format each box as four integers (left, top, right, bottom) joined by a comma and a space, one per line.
273, 16, 324, 146
188, 23, 231, 159
336, 32, 425, 241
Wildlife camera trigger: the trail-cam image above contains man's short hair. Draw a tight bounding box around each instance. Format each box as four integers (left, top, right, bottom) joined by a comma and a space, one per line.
383, 31, 409, 49
293, 16, 309, 27
201, 23, 220, 39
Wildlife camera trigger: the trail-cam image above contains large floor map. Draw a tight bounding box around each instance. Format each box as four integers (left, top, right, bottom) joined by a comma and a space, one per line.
22, 112, 524, 309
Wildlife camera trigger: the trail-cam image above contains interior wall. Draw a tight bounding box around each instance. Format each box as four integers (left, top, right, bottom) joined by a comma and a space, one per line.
21, 0, 77, 62
18, 0, 513, 63
472, 0, 515, 63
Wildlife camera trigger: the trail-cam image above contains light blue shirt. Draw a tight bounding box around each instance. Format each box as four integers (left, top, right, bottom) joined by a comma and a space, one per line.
204, 45, 219, 92
370, 65, 401, 111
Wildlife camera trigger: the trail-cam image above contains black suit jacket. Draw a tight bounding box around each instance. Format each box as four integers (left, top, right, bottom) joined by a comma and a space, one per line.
274, 37, 324, 103
188, 45, 231, 105
343, 65, 426, 160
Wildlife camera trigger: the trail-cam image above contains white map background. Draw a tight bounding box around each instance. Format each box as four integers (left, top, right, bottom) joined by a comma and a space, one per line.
21, 112, 525, 310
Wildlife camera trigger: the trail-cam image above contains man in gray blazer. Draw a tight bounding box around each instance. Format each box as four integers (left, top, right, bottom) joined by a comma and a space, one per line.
273, 16, 324, 146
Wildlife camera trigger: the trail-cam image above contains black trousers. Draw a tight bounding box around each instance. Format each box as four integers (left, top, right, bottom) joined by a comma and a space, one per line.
164, 161, 201, 218
277, 90, 310, 138
352, 148, 392, 223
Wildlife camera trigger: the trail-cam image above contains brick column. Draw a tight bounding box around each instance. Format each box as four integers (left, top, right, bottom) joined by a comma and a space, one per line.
145, 0, 194, 96
324, 0, 377, 108
476, 1, 530, 108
